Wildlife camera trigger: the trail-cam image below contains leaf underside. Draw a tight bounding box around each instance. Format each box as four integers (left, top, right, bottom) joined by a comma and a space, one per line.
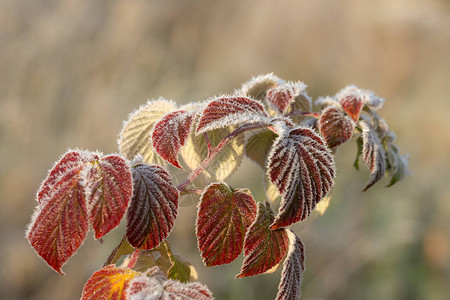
196, 183, 257, 266
126, 163, 179, 250
236, 202, 289, 278
245, 129, 277, 170
268, 126, 335, 229
276, 230, 305, 300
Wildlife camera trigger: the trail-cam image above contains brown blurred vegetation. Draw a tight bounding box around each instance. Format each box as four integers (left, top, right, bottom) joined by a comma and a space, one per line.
1, 0, 449, 299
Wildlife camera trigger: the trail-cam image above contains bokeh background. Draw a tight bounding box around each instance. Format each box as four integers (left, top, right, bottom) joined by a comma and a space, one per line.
1, 0, 449, 299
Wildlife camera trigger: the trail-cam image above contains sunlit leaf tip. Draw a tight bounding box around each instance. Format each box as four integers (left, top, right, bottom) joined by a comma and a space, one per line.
196, 96, 270, 135
196, 182, 257, 266
152, 109, 197, 168
126, 163, 179, 250
81, 265, 139, 300
335, 85, 366, 122
236, 202, 289, 278
268, 126, 336, 229
276, 230, 305, 300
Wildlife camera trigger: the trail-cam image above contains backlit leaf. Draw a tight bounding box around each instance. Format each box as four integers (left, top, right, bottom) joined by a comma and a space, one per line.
181, 126, 244, 181
265, 176, 281, 203
152, 109, 197, 168
167, 252, 192, 283
127, 268, 213, 300
27, 149, 97, 274
196, 183, 257, 266
83, 155, 133, 239
81, 265, 139, 300
268, 126, 335, 229
196, 96, 269, 134
276, 230, 305, 300
119, 99, 176, 165
236, 202, 289, 278
360, 120, 386, 191
240, 73, 282, 101
126, 161, 179, 250
27, 168, 88, 274
336, 85, 365, 122
245, 129, 277, 169
318, 106, 355, 148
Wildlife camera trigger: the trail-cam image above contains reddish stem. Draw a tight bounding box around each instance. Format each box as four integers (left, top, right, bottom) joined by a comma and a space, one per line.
127, 248, 141, 269
287, 111, 320, 118
177, 123, 270, 192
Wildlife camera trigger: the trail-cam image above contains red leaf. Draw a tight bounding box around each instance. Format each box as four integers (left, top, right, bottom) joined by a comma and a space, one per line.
83, 155, 133, 239
81, 265, 139, 300
126, 161, 179, 250
360, 120, 386, 191
37, 150, 97, 205
318, 106, 355, 148
336, 85, 365, 122
266, 83, 302, 115
127, 268, 213, 300
268, 126, 335, 229
196, 183, 257, 266
27, 168, 88, 274
276, 230, 305, 300
196, 96, 269, 134
152, 110, 197, 168
236, 202, 289, 278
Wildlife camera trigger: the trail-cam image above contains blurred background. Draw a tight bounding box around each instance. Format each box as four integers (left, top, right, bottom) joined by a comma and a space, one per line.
1, 0, 449, 299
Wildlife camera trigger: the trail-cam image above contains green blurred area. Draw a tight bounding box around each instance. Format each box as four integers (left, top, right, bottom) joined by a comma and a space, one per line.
1, 0, 449, 299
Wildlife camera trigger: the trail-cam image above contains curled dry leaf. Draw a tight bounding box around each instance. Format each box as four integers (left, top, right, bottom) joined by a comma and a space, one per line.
152, 109, 197, 168
126, 161, 179, 250
359, 120, 386, 191
276, 230, 305, 300
268, 126, 335, 229
119, 99, 176, 165
318, 106, 355, 148
196, 96, 270, 134
196, 183, 257, 266
236, 202, 289, 278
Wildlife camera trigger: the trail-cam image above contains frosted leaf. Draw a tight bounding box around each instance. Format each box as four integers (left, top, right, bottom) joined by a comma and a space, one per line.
81, 265, 139, 300
359, 120, 386, 191
27, 167, 88, 274
266, 82, 306, 115
318, 106, 355, 148
336, 85, 366, 122
268, 126, 336, 229
196, 96, 270, 134
315, 96, 339, 107
27, 149, 98, 274
126, 269, 212, 300
239, 73, 283, 101
181, 126, 245, 181
236, 202, 289, 278
366, 93, 385, 110
126, 163, 179, 250
275, 230, 305, 300
382, 131, 410, 187
119, 99, 176, 165
82, 154, 133, 239
245, 129, 277, 170
196, 183, 257, 266
152, 109, 197, 168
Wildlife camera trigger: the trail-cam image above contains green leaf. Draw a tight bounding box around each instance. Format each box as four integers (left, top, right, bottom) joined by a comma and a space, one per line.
245, 129, 277, 169
118, 99, 176, 165
167, 252, 192, 283
353, 135, 363, 170
181, 127, 244, 181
